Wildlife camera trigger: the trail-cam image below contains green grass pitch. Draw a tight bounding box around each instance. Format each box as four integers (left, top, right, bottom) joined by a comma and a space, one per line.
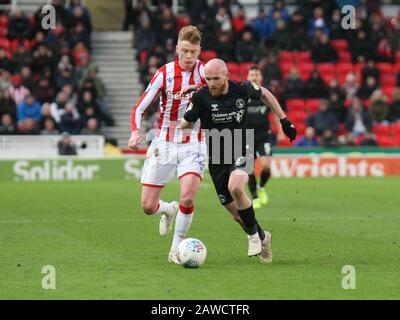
0, 176, 399, 299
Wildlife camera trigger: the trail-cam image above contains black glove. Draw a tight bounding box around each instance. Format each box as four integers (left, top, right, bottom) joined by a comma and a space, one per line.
280, 118, 297, 142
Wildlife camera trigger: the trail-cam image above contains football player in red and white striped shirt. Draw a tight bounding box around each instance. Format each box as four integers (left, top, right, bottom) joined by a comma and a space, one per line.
128, 26, 207, 264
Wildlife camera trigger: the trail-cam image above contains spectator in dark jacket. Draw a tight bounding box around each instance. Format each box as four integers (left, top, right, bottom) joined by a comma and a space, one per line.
345, 97, 372, 137
306, 99, 339, 135
0, 88, 16, 120
8, 9, 31, 40
282, 68, 304, 100
349, 30, 374, 63
214, 32, 235, 62
361, 60, 380, 85
59, 102, 81, 134
304, 69, 328, 99
0, 114, 16, 135
311, 33, 338, 63
261, 53, 282, 86
0, 48, 13, 73
356, 76, 379, 100
270, 19, 292, 50
67, 23, 91, 50
235, 31, 257, 62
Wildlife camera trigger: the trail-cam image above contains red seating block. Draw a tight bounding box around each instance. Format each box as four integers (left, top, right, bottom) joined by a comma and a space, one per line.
239, 62, 257, 77
338, 51, 351, 62
226, 62, 239, 75
286, 99, 305, 111
200, 50, 217, 62
294, 51, 312, 63
377, 135, 395, 147
380, 74, 396, 87
337, 63, 354, 76
331, 39, 349, 52
298, 63, 314, 80
279, 51, 294, 63
376, 62, 393, 76
373, 124, 390, 135
305, 99, 321, 112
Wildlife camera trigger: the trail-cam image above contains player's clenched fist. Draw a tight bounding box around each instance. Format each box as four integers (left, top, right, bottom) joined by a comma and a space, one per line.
128, 130, 142, 150
280, 118, 297, 142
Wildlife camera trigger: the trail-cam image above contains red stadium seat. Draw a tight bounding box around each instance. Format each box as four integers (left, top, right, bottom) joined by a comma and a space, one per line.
331, 39, 349, 52
389, 123, 400, 136
226, 62, 239, 75
363, 99, 371, 108
239, 62, 257, 77
176, 15, 191, 31
280, 62, 294, 79
0, 15, 8, 28
286, 99, 305, 111
316, 63, 335, 74
396, 50, 400, 63
279, 51, 294, 63
316, 63, 335, 84
381, 86, 395, 101
298, 63, 314, 80
380, 74, 396, 87
344, 99, 353, 108
337, 63, 354, 76
295, 122, 307, 135
305, 99, 321, 112
376, 62, 393, 76
338, 51, 351, 62
0, 38, 9, 50
200, 50, 217, 62
373, 124, 390, 135
377, 135, 395, 147
294, 51, 312, 63
354, 63, 364, 75
291, 111, 308, 122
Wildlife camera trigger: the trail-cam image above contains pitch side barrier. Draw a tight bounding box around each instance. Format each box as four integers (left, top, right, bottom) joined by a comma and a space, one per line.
0, 147, 400, 182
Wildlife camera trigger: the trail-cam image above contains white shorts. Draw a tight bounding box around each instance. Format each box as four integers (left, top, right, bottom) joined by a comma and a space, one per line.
141, 139, 207, 188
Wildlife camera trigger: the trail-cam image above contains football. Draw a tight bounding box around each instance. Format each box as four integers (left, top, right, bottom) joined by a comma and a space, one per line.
177, 238, 207, 268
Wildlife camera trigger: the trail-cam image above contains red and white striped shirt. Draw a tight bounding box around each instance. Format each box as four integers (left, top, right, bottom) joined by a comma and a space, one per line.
131, 59, 206, 143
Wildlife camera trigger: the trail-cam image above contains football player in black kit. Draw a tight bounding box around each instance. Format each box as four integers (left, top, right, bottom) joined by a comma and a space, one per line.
182, 59, 297, 263
246, 66, 286, 209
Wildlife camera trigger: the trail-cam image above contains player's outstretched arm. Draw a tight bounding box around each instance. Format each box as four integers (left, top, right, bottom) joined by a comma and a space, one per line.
128, 68, 164, 150
260, 87, 297, 142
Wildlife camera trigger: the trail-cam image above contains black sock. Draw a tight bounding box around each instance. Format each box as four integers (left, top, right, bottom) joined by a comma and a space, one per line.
248, 174, 258, 199
238, 205, 258, 235
260, 169, 271, 188
256, 222, 266, 241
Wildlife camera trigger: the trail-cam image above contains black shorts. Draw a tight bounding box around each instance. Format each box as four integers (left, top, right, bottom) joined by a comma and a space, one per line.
254, 130, 273, 158
209, 156, 253, 206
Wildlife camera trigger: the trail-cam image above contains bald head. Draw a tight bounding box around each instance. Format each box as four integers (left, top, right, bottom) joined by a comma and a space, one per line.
205, 58, 228, 75
204, 59, 229, 97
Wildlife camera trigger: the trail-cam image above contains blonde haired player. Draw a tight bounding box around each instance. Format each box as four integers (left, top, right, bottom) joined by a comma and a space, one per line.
128, 26, 207, 264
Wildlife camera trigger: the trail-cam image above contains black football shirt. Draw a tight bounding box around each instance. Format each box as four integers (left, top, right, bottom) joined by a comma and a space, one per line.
184, 80, 262, 166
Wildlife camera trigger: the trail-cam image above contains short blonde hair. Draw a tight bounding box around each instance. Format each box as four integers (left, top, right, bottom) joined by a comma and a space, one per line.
178, 25, 202, 45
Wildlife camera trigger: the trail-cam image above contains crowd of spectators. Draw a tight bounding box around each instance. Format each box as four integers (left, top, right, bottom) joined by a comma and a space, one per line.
0, 0, 114, 139
128, 0, 400, 147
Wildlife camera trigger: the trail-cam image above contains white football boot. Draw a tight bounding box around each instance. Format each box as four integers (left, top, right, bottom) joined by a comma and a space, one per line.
260, 231, 273, 264
168, 245, 181, 265
247, 232, 262, 257
159, 201, 178, 236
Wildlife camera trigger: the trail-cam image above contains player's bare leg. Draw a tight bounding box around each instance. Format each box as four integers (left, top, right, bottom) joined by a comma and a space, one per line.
168, 174, 202, 264
228, 170, 266, 257
141, 186, 178, 236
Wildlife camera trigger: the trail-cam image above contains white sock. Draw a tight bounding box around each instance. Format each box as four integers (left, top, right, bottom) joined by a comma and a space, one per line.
154, 200, 172, 216
172, 208, 194, 248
